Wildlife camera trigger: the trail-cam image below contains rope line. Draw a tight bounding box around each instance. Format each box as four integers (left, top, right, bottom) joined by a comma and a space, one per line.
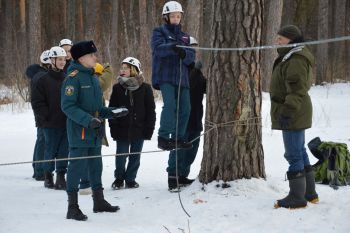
0, 117, 263, 167
177, 35, 350, 51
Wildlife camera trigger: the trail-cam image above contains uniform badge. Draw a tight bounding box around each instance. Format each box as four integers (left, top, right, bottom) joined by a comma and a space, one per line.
65, 85, 74, 96
69, 70, 79, 77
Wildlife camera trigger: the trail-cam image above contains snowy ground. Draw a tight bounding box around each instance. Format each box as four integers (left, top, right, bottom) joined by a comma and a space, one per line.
0, 83, 350, 233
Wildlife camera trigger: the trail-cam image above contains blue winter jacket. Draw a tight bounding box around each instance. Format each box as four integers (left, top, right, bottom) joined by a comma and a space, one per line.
61, 61, 114, 148
151, 24, 195, 90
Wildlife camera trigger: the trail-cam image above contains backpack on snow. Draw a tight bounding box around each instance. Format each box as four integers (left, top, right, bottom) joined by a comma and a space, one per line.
308, 137, 350, 189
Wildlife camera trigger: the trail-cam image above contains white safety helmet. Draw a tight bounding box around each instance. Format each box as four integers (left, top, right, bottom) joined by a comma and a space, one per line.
162, 1, 183, 15
59, 38, 73, 47
40, 50, 51, 64
189, 37, 198, 46
49, 46, 67, 58
122, 57, 141, 73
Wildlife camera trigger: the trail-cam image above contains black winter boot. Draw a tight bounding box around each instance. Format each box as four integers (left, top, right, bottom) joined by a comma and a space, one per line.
168, 176, 180, 192
44, 171, 54, 189
55, 172, 66, 190
304, 165, 319, 203
92, 189, 120, 213
66, 192, 88, 221
179, 176, 195, 186
158, 137, 193, 151
274, 170, 308, 209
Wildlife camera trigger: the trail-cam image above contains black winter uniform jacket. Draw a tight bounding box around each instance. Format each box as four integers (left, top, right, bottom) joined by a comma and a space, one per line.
31, 69, 67, 128
108, 83, 156, 141
187, 67, 206, 132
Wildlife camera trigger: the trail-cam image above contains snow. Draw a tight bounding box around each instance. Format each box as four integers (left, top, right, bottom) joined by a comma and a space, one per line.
0, 83, 350, 233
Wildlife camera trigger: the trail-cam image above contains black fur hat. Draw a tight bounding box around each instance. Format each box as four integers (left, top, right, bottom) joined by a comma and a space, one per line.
71, 40, 97, 60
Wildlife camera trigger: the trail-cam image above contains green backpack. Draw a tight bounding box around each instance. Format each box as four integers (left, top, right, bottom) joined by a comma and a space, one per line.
308, 137, 350, 189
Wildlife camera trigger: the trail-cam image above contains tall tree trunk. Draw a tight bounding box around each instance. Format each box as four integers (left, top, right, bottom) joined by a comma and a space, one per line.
346, 0, 350, 80
261, 0, 283, 91
27, 0, 41, 65
184, 0, 202, 59
139, 0, 152, 84
67, 0, 76, 39
316, 0, 329, 84
330, 0, 346, 82
199, 0, 265, 183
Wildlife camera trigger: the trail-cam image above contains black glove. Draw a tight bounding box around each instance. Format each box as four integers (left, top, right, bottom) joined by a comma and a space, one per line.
172, 45, 186, 59
94, 125, 105, 139
279, 115, 291, 129
112, 107, 129, 118
89, 118, 102, 129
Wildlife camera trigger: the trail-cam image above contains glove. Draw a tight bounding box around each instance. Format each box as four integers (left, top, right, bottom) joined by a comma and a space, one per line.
172, 44, 186, 59
279, 115, 291, 129
94, 125, 105, 139
89, 118, 102, 129
112, 107, 129, 118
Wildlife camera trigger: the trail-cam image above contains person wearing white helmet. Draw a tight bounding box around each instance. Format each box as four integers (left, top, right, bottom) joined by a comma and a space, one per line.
59, 38, 73, 73
151, 1, 196, 191
108, 57, 156, 189
31, 46, 69, 191
25, 49, 52, 181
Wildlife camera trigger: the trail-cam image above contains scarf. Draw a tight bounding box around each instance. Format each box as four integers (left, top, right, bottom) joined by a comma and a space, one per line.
117, 74, 144, 91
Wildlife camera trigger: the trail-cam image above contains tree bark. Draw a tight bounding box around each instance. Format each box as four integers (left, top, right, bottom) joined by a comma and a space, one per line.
27, 0, 41, 65
261, 0, 283, 91
316, 0, 329, 84
199, 0, 265, 183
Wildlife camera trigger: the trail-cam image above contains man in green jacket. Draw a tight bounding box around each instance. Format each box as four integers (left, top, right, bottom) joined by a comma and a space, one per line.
270, 25, 319, 209
61, 40, 128, 221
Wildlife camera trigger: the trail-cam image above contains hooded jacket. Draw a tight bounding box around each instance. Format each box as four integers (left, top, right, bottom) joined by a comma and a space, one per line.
270, 46, 315, 130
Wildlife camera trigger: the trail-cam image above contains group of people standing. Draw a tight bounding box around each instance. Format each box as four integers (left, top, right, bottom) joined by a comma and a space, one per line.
25, 1, 206, 221
24, 0, 319, 222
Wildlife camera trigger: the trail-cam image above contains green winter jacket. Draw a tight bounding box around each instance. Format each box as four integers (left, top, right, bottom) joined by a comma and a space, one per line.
61, 61, 114, 148
270, 46, 315, 130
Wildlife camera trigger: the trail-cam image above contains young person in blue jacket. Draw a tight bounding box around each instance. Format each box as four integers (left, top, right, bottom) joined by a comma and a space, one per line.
151, 1, 196, 189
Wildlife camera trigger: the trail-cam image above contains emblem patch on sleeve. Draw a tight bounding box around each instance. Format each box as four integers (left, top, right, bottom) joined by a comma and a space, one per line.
65, 85, 74, 96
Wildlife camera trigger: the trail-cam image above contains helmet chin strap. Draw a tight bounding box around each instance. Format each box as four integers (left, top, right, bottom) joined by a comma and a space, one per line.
51, 58, 63, 72
163, 14, 170, 24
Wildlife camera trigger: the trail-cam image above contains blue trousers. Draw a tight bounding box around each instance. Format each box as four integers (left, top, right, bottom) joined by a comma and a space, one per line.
282, 130, 311, 172
42, 128, 68, 173
159, 83, 190, 140
114, 140, 144, 182
32, 127, 45, 178
167, 130, 201, 177
66, 147, 103, 193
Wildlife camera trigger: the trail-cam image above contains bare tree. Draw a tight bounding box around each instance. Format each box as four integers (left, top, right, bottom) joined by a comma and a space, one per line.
316, 0, 329, 84
199, 0, 265, 183
261, 0, 283, 91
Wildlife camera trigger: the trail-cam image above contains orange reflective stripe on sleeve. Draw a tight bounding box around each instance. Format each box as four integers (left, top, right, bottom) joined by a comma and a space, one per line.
82, 128, 85, 140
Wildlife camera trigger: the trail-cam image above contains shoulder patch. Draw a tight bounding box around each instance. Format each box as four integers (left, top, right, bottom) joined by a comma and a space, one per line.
68, 70, 79, 77
65, 85, 75, 96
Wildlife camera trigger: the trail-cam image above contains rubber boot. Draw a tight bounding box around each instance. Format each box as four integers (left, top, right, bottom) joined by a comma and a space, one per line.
304, 165, 319, 203
66, 192, 88, 221
55, 172, 66, 190
92, 189, 120, 213
44, 171, 54, 189
275, 170, 308, 209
